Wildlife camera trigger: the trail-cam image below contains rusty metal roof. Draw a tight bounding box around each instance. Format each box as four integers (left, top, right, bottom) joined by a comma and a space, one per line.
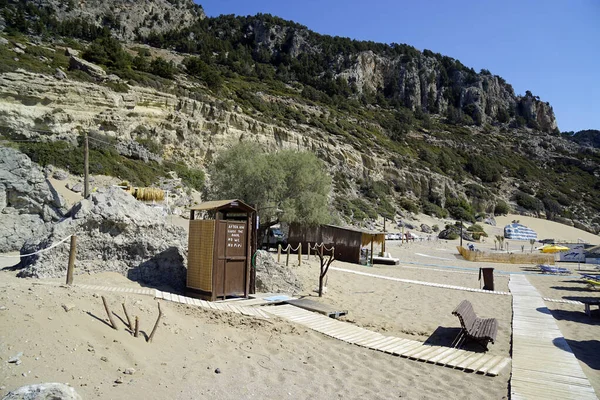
189, 199, 255, 212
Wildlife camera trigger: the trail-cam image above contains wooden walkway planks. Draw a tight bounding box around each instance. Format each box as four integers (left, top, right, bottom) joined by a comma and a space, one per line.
329, 267, 512, 296
263, 304, 510, 376
509, 275, 597, 400
72, 283, 271, 319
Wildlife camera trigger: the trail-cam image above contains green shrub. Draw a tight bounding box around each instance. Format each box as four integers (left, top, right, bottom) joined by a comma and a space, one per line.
465, 156, 502, 183
422, 201, 448, 218
149, 57, 176, 79
399, 198, 419, 214
446, 232, 459, 240
494, 200, 510, 215
515, 191, 543, 212
432, 224, 440, 232
445, 196, 475, 222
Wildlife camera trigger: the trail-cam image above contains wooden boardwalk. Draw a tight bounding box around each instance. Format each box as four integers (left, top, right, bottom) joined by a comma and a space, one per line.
509, 275, 597, 399
264, 304, 510, 376
330, 267, 512, 295
74, 283, 272, 318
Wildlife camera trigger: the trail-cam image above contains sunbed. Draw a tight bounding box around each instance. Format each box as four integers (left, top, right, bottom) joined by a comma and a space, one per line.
538, 264, 571, 274
580, 273, 600, 289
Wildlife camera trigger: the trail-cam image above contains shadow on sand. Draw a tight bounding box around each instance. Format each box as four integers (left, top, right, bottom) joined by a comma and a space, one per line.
424, 326, 488, 353
565, 339, 600, 370
126, 247, 186, 294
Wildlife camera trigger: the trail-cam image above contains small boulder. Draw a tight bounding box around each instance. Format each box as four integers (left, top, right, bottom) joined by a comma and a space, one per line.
54, 68, 67, 80
61, 303, 75, 312
52, 169, 68, 180
64, 47, 80, 57
1, 383, 81, 400
8, 352, 23, 364
484, 217, 496, 226
12, 47, 24, 55
0, 38, 9, 46
123, 368, 136, 375
70, 183, 83, 193
68, 55, 106, 81
420, 224, 432, 234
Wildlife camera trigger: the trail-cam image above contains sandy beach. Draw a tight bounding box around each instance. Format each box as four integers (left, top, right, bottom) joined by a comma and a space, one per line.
1, 213, 599, 399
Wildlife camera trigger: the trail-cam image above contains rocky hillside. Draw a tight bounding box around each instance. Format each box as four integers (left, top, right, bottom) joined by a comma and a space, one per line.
141, 13, 557, 132
0, 0, 598, 235
0, 0, 205, 41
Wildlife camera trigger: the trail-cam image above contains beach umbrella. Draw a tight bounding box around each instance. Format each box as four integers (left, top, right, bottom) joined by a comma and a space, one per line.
540, 245, 570, 253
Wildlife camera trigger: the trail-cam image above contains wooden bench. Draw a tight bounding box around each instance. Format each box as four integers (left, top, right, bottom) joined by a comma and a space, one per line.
452, 300, 498, 350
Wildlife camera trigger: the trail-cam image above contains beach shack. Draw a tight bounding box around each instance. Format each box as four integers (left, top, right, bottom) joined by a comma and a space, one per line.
186, 199, 255, 301
287, 224, 385, 265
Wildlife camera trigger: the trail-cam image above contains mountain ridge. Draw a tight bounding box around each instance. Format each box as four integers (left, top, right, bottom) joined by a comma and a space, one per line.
0, 0, 598, 235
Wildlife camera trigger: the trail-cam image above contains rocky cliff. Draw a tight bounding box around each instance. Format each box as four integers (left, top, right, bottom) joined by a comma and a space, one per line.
220, 17, 558, 132
1, 0, 204, 42
0, 69, 464, 207
0, 3, 598, 234
0, 147, 66, 252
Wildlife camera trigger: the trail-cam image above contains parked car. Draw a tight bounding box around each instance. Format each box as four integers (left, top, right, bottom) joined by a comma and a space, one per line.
261, 227, 287, 250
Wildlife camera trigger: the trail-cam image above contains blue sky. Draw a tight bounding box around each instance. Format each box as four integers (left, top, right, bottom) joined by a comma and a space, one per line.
198, 1, 599, 132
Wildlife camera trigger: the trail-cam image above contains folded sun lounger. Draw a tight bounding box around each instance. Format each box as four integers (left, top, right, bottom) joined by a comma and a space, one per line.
538, 264, 571, 274
580, 273, 600, 289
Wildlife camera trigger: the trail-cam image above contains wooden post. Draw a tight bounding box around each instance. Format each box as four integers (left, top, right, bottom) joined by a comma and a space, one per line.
122, 303, 133, 331
250, 207, 258, 295
147, 302, 163, 343
101, 296, 117, 330
298, 243, 302, 265
370, 239, 374, 266
317, 245, 335, 297
307, 243, 311, 261
286, 245, 290, 266
134, 316, 139, 338
382, 218, 386, 255
83, 131, 89, 199
277, 244, 281, 263
66, 235, 76, 285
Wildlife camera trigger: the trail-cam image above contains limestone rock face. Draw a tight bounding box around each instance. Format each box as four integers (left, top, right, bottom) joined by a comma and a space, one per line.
68, 56, 106, 80
17, 187, 188, 292
2, 383, 81, 400
0, 147, 65, 252
37, 0, 205, 42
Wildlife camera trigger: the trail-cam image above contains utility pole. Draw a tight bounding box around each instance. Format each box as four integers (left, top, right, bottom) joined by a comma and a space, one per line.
83, 131, 89, 199
382, 217, 386, 255
249, 204, 258, 294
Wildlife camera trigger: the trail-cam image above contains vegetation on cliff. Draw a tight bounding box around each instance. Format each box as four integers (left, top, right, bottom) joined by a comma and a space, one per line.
0, 0, 599, 232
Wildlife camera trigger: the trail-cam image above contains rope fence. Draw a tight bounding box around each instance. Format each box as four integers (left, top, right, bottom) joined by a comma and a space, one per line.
275, 242, 337, 266
0, 234, 73, 258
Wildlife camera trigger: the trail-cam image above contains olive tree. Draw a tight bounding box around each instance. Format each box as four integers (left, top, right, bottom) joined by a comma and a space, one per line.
208, 142, 332, 236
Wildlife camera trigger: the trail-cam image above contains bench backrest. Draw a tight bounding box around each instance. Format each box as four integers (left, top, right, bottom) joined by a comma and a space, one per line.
452, 300, 477, 331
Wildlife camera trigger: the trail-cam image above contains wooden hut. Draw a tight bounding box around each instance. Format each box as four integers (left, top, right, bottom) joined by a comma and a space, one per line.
287, 224, 385, 265
186, 199, 255, 301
